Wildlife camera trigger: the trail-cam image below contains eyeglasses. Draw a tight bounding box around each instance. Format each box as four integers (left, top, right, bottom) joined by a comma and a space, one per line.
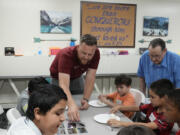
148, 52, 163, 59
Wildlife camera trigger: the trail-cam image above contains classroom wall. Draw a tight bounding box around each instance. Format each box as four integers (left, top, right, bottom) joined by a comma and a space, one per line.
0, 0, 180, 56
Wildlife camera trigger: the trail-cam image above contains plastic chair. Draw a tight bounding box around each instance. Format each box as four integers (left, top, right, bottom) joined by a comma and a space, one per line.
0, 105, 4, 115
6, 108, 21, 125
130, 88, 146, 121
130, 88, 145, 106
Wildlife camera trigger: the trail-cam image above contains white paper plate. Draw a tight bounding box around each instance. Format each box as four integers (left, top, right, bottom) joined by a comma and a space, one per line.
94, 114, 120, 124
88, 100, 107, 107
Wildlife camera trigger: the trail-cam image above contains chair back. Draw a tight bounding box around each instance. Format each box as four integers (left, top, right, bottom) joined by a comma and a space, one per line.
6, 108, 21, 125
130, 88, 145, 106
0, 105, 4, 114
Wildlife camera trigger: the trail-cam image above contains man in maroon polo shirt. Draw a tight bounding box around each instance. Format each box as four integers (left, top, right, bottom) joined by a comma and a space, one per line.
50, 34, 100, 121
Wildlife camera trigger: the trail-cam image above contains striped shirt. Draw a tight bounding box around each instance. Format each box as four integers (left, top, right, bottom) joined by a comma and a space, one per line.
140, 104, 174, 135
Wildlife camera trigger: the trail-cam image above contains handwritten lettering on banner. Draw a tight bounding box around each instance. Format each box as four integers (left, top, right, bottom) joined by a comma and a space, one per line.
81, 2, 136, 47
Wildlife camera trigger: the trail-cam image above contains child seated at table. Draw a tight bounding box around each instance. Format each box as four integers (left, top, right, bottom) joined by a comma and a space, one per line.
162, 88, 180, 135
8, 84, 67, 135
108, 79, 174, 135
117, 125, 155, 135
98, 74, 135, 118
16, 77, 49, 116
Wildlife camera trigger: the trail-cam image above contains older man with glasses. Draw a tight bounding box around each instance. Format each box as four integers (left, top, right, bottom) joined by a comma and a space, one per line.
137, 38, 180, 95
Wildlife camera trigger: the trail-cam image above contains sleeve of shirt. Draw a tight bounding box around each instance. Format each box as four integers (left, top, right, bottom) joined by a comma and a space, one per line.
89, 49, 100, 69
174, 55, 180, 88
107, 92, 117, 100
139, 104, 150, 114
122, 93, 135, 106
137, 55, 145, 78
7, 130, 19, 135
58, 53, 73, 74
153, 117, 174, 133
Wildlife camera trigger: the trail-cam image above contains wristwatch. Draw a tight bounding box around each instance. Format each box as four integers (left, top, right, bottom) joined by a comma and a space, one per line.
83, 98, 89, 102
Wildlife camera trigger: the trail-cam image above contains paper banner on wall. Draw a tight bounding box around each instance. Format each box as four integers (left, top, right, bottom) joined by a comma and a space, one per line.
49, 47, 60, 55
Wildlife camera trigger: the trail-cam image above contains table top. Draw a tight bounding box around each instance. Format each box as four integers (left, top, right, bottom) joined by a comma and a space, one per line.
62, 94, 132, 135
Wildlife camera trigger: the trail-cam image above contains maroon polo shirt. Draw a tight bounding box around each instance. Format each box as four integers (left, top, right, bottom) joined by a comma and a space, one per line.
50, 45, 100, 79
139, 104, 174, 135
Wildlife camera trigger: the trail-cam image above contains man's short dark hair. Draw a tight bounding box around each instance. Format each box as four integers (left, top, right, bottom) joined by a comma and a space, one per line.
114, 74, 132, 87
149, 38, 166, 51
117, 125, 155, 135
28, 77, 49, 93
166, 89, 180, 111
26, 84, 67, 120
150, 79, 174, 98
80, 34, 97, 46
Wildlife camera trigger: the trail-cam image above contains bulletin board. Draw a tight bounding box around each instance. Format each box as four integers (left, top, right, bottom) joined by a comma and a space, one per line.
81, 2, 136, 48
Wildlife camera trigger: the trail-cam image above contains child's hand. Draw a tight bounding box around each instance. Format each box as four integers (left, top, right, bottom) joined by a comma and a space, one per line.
110, 105, 120, 113
107, 119, 121, 127
108, 119, 131, 127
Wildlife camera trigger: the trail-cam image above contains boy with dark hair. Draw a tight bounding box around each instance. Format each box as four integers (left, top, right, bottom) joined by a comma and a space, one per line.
117, 125, 155, 135
27, 77, 49, 94
16, 77, 49, 116
8, 84, 67, 135
108, 79, 174, 135
162, 89, 180, 135
98, 74, 135, 118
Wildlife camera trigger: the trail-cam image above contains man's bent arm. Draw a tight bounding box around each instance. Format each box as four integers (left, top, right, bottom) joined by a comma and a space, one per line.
58, 72, 73, 101
139, 77, 146, 95
83, 68, 97, 100
58, 72, 79, 121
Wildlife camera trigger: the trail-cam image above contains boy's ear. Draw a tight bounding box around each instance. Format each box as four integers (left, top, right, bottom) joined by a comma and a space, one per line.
34, 107, 41, 120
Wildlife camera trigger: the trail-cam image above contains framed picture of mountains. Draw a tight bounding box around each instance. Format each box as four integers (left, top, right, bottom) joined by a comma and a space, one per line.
40, 10, 72, 34
143, 16, 169, 37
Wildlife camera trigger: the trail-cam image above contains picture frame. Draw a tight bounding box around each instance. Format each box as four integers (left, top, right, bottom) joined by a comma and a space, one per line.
143, 16, 169, 37
40, 10, 72, 34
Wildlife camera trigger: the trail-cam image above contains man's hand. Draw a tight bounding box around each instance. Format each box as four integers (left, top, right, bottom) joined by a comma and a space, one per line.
110, 105, 120, 113
68, 100, 80, 121
80, 98, 89, 110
